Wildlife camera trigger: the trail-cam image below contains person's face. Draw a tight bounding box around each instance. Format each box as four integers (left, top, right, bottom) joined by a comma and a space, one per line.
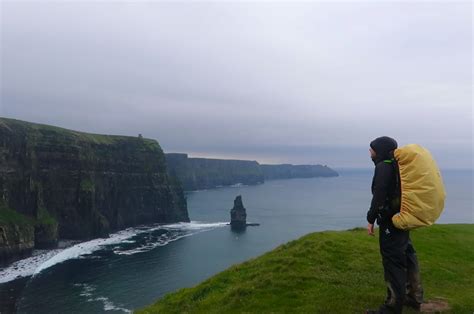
369, 148, 376, 159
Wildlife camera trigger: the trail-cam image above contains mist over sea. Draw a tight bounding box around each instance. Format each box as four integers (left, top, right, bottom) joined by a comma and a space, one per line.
0, 169, 471, 313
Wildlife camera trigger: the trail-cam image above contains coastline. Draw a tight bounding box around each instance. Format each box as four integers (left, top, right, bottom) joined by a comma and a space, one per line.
0, 240, 79, 313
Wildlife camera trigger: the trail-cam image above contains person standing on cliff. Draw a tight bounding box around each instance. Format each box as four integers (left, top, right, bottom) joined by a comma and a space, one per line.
365, 136, 424, 314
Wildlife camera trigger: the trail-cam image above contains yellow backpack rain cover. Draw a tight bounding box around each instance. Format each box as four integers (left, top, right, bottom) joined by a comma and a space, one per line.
392, 144, 446, 230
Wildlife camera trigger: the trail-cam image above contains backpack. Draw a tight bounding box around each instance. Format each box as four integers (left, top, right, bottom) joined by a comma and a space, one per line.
391, 144, 446, 230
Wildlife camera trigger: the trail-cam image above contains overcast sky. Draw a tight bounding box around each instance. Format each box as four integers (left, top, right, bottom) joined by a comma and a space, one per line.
1, 1, 472, 169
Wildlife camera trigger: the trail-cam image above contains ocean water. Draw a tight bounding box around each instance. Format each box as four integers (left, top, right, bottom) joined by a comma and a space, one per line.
0, 169, 472, 313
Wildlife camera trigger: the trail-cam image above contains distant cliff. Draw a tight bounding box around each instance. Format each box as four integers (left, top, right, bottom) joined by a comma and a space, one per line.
165, 153, 264, 191
261, 164, 338, 180
0, 117, 189, 263
165, 154, 338, 191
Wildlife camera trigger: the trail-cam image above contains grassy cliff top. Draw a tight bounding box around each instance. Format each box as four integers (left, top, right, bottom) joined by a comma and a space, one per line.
137, 224, 473, 313
0, 117, 159, 148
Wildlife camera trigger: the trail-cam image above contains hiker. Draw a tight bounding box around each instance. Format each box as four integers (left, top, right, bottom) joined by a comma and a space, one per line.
365, 136, 424, 314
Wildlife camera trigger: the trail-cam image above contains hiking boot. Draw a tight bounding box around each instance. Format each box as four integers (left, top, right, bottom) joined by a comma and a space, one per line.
404, 297, 421, 311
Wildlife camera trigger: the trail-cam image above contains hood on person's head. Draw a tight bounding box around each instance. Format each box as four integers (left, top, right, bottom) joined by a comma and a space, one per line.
370, 136, 398, 164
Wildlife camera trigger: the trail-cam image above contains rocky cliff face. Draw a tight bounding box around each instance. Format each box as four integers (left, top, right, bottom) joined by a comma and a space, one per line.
0, 117, 189, 262
165, 153, 264, 191
0, 205, 35, 264
165, 153, 339, 191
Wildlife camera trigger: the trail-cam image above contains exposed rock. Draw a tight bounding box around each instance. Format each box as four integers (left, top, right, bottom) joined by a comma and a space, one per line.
34, 221, 59, 249
0, 206, 34, 264
0, 224, 34, 264
229, 196, 259, 230
230, 195, 247, 229
0, 117, 189, 262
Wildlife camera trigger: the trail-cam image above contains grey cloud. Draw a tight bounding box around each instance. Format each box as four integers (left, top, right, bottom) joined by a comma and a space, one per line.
1, 1, 472, 169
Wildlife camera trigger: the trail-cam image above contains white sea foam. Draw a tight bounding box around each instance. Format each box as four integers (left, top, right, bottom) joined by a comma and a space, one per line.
113, 221, 228, 256
33, 228, 143, 275
74, 283, 132, 313
31, 221, 227, 276
0, 249, 62, 283
0, 221, 227, 283
163, 221, 228, 230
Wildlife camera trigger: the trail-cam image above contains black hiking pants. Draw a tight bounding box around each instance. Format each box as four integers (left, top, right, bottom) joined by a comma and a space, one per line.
378, 220, 424, 314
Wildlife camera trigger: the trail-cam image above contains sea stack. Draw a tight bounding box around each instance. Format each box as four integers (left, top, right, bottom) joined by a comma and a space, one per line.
230, 195, 247, 229
230, 195, 259, 230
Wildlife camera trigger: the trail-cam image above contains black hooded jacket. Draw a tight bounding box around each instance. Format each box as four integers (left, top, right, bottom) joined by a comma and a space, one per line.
366, 136, 401, 225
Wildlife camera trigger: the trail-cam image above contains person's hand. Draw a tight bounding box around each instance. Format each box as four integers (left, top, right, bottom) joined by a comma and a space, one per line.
367, 223, 375, 236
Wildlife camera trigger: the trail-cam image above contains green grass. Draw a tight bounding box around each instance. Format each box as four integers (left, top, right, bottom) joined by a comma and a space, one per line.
137, 224, 473, 313
0, 116, 161, 147
36, 206, 57, 226
80, 178, 95, 192
0, 200, 56, 228
0, 202, 35, 226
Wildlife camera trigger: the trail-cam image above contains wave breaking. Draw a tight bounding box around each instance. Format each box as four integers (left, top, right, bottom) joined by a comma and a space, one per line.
0, 221, 227, 283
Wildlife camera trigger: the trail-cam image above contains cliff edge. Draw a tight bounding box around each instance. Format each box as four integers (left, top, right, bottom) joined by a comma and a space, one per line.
138, 224, 473, 313
0, 117, 189, 263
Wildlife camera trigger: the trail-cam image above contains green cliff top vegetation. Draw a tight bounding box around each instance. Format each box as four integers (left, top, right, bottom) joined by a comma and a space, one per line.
0, 117, 160, 149
137, 224, 473, 313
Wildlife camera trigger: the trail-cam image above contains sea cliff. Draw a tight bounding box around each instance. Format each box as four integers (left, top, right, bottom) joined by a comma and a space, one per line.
0, 117, 189, 263
165, 153, 338, 191
261, 164, 338, 180
165, 153, 264, 191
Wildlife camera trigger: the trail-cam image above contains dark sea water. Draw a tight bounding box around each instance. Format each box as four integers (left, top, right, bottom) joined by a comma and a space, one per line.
0, 169, 472, 313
